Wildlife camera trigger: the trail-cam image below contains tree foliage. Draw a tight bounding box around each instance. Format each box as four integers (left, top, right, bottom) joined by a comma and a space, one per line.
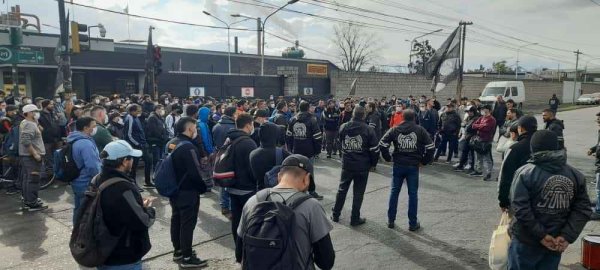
333, 23, 379, 72
409, 40, 435, 75
492, 60, 513, 73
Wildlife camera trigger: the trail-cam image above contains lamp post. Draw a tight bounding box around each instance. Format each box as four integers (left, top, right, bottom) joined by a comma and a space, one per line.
87, 23, 106, 50
407, 29, 443, 74
260, 0, 299, 76
515, 42, 538, 79
203, 12, 251, 74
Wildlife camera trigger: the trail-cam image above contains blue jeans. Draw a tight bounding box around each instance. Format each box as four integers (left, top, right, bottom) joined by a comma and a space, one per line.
508, 239, 561, 270
220, 187, 230, 210
595, 173, 600, 213
388, 165, 419, 227
97, 261, 142, 270
72, 181, 89, 223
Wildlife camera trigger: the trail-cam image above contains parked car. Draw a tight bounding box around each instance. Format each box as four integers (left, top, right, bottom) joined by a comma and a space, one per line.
478, 81, 526, 109
576, 93, 600, 105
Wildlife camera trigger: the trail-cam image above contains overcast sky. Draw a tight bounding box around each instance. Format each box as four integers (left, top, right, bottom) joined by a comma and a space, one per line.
12, 0, 600, 72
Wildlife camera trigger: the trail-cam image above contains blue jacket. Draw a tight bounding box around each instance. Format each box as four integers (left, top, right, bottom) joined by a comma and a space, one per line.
124, 114, 146, 148
67, 131, 101, 184
197, 107, 215, 154
212, 116, 236, 149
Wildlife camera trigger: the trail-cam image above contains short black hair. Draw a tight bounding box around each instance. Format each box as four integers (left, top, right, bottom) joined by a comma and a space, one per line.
518, 115, 537, 133
299, 101, 310, 112
224, 106, 237, 117
352, 106, 366, 120
186, 104, 199, 117
506, 99, 515, 105
154, 104, 164, 111
236, 113, 253, 129
41, 99, 51, 109
276, 101, 287, 111
237, 99, 247, 107
175, 116, 197, 135
403, 109, 416, 122
128, 104, 140, 113
91, 106, 105, 118
76, 116, 96, 131
542, 108, 555, 115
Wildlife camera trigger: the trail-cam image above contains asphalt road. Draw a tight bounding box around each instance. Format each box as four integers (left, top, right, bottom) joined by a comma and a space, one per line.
0, 106, 598, 270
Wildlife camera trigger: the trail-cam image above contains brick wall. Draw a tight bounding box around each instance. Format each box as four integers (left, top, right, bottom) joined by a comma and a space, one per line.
582, 83, 600, 94
331, 70, 563, 106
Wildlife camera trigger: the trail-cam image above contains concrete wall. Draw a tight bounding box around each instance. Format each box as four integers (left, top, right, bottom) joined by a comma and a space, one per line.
331, 70, 563, 106
582, 83, 600, 94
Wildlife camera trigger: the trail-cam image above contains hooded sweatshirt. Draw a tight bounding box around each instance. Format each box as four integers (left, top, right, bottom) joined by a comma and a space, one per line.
197, 107, 214, 154
379, 121, 434, 167
249, 122, 291, 190
286, 112, 322, 158
545, 118, 565, 149
226, 129, 258, 194
67, 131, 101, 184
339, 119, 380, 172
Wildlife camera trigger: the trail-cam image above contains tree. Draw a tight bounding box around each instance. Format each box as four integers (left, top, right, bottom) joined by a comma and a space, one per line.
409, 40, 435, 75
368, 65, 382, 72
492, 60, 513, 73
332, 22, 379, 72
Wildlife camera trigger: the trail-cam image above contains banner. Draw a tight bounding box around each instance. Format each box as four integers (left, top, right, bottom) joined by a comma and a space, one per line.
241, 87, 254, 97
425, 27, 461, 92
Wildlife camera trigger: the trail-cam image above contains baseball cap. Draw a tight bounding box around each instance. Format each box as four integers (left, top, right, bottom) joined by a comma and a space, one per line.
103, 140, 143, 160
22, 104, 39, 114
281, 154, 314, 175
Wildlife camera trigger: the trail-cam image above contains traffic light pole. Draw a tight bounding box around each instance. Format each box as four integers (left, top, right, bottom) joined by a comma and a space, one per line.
57, 0, 72, 94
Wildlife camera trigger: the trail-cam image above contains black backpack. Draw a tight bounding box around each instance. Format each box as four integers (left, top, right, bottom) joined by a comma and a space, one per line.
56, 141, 81, 183
241, 189, 311, 270
70, 177, 128, 267
213, 136, 247, 187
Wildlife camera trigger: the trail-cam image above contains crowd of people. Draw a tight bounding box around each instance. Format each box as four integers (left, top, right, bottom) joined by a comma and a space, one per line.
0, 90, 597, 270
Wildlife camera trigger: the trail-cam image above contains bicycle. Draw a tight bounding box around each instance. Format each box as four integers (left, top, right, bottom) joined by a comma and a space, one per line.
0, 155, 56, 191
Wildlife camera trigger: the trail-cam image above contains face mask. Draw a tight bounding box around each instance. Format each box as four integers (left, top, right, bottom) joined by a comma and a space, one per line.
14, 100, 20, 106
104, 114, 109, 124
174, 99, 179, 104
192, 129, 198, 139
91, 126, 98, 136
117, 118, 124, 125
419, 107, 426, 112
71, 96, 77, 102
164, 99, 169, 104
24, 99, 32, 104
55, 98, 61, 103
94, 99, 100, 104
33, 112, 40, 120
159, 110, 165, 116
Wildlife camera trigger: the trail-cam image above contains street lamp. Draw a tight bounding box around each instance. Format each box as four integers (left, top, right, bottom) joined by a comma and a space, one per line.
87, 23, 107, 49
515, 42, 538, 79
261, 0, 300, 76
204, 12, 251, 74
407, 29, 443, 74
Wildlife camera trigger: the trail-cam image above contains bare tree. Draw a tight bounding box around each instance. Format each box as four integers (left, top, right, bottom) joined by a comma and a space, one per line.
333, 22, 379, 72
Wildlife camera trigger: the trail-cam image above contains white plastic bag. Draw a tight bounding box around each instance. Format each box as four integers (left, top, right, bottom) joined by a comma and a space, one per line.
489, 212, 511, 270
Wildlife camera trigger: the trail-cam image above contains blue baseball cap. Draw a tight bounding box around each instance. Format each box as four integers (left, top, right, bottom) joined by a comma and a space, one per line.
103, 140, 142, 160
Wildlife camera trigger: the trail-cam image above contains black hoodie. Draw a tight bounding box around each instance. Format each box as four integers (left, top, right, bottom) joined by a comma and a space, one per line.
545, 118, 565, 149
286, 112, 323, 158
339, 119, 380, 172
96, 168, 155, 266
498, 131, 535, 208
226, 129, 258, 192
509, 150, 591, 247
249, 123, 291, 190
379, 121, 434, 167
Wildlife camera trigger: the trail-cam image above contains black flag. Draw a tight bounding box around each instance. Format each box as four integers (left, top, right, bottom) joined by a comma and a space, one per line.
425, 27, 461, 92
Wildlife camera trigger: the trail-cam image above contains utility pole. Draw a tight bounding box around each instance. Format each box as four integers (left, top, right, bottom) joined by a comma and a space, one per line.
57, 0, 72, 93
257, 17, 262, 55
573, 49, 582, 103
456, 21, 472, 101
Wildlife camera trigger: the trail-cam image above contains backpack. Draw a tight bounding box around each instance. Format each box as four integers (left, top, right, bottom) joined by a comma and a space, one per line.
70, 177, 129, 267
55, 141, 81, 183
154, 141, 191, 198
213, 136, 247, 187
264, 148, 284, 188
2, 123, 19, 156
241, 189, 311, 270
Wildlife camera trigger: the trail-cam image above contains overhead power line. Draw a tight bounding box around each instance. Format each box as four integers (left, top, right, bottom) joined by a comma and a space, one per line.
590, 0, 600, 6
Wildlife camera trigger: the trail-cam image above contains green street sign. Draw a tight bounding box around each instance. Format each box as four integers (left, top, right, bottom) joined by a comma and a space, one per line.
0, 46, 44, 64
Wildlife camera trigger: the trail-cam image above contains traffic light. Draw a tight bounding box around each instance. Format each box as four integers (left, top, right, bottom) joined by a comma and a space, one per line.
70, 21, 89, 53
153, 46, 162, 76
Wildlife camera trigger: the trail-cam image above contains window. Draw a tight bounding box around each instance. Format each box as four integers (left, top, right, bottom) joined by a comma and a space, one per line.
511, 87, 518, 97
504, 88, 510, 97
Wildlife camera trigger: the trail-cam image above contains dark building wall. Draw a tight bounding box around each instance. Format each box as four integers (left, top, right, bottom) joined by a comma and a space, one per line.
157, 73, 284, 99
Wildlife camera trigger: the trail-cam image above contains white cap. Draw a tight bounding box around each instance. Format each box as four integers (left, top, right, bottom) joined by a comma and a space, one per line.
103, 140, 143, 160
22, 104, 39, 114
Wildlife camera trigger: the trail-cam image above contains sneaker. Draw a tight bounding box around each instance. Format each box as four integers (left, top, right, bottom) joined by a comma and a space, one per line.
439, 153, 446, 157
309, 192, 324, 200
350, 218, 366, 226
387, 222, 395, 229
409, 222, 421, 232
173, 250, 197, 262
591, 212, 600, 221
453, 166, 464, 172
332, 152, 337, 156
469, 171, 483, 177
483, 174, 495, 181
23, 202, 48, 212
144, 182, 155, 188
221, 208, 232, 220
464, 165, 472, 170
180, 254, 208, 268
326, 154, 332, 159
330, 215, 339, 223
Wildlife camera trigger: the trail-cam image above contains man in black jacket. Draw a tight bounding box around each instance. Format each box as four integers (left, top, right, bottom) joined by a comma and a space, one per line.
379, 109, 435, 231
286, 101, 324, 200
226, 113, 258, 253
38, 99, 62, 174
144, 105, 169, 187
165, 117, 209, 268
249, 122, 291, 187
322, 100, 340, 158
250, 109, 269, 146
587, 112, 600, 220
434, 104, 461, 163
366, 102, 382, 140
492, 95, 507, 140
332, 107, 379, 226
95, 140, 155, 269
498, 116, 537, 211
212, 106, 236, 218
508, 130, 591, 269
543, 109, 565, 150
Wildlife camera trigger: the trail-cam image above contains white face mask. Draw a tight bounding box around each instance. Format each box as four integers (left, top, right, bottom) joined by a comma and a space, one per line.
24, 99, 32, 104
33, 112, 40, 120
91, 126, 98, 136
158, 110, 165, 116
117, 118, 124, 125
115, 99, 121, 105
55, 98, 61, 103
94, 99, 100, 104
192, 129, 198, 139
104, 114, 109, 124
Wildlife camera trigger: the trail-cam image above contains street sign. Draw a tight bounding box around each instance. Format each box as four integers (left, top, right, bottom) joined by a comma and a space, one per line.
0, 46, 44, 64
303, 87, 314, 95
241, 87, 254, 97
189, 86, 205, 97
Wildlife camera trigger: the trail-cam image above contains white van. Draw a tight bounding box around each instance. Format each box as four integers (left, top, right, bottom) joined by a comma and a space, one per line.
478, 81, 526, 109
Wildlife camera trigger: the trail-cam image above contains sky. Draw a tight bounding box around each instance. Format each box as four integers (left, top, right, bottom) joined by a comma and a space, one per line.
10, 0, 600, 72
